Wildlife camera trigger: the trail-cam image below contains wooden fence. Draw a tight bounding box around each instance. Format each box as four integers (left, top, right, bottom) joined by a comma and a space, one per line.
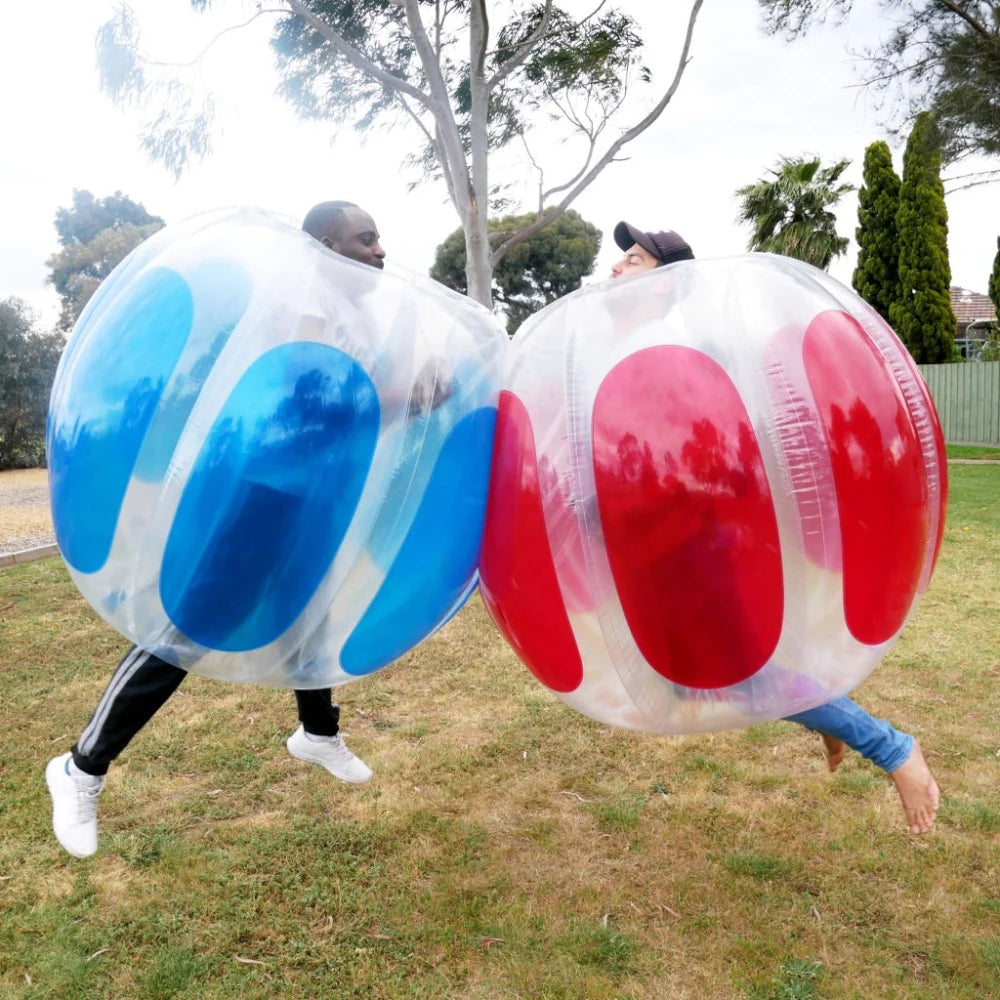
918, 361, 1000, 446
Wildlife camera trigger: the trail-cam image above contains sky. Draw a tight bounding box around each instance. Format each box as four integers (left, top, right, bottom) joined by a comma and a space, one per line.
2, 0, 997, 330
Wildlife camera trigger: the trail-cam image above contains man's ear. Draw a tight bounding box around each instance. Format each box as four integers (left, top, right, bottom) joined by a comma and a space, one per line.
321, 236, 335, 249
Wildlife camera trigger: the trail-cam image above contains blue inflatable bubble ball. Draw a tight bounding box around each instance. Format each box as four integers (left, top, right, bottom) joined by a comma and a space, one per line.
47, 208, 507, 688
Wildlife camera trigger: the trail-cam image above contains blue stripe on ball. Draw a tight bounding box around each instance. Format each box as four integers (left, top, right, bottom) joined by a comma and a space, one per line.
49, 268, 195, 574
160, 341, 380, 652
340, 404, 497, 675
133, 258, 253, 482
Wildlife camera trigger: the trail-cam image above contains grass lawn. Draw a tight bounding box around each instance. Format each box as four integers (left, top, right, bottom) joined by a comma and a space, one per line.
1, 465, 998, 999
946, 444, 1000, 461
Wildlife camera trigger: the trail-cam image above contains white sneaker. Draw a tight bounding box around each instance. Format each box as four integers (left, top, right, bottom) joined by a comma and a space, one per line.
45, 753, 104, 858
286, 726, 372, 784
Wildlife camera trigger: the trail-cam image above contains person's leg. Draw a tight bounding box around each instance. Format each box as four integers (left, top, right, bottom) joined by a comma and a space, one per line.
47, 646, 187, 857
785, 696, 939, 834
293, 688, 340, 737
819, 732, 847, 773
788, 696, 913, 771
287, 689, 371, 784
72, 647, 188, 775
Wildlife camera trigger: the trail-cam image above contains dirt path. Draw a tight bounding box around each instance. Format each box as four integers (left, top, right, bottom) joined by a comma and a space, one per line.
2, 456, 996, 557
0, 468, 54, 556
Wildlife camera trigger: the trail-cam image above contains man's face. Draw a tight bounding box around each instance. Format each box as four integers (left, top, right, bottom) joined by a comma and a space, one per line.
611, 242, 659, 279
325, 207, 386, 269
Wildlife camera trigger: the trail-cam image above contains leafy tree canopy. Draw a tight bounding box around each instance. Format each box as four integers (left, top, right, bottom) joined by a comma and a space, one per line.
0, 299, 64, 469
758, 1, 1000, 185
272, 2, 643, 152
735, 156, 854, 269
46, 222, 164, 332
96, 1, 705, 307
46, 190, 164, 331
431, 208, 601, 334
54, 189, 163, 247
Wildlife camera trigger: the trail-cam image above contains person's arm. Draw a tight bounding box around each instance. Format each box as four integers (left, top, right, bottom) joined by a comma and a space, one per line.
408, 358, 454, 415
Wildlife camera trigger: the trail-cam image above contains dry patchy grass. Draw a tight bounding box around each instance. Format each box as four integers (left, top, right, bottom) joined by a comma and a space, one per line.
0, 465, 997, 999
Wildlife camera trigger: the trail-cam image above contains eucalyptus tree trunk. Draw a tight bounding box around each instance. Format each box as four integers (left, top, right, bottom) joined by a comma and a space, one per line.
464, 1, 493, 309
463, 208, 493, 309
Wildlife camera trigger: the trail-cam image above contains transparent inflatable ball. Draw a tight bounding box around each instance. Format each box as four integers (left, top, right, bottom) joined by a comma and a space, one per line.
48, 208, 507, 688
479, 254, 946, 734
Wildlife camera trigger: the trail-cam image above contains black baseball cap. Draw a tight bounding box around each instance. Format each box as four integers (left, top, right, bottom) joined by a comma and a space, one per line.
614, 221, 694, 265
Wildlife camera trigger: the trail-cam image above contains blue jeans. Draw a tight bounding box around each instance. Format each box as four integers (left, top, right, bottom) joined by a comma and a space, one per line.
784, 696, 914, 773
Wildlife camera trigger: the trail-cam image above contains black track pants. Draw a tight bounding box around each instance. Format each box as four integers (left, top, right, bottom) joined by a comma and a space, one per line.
71, 645, 339, 776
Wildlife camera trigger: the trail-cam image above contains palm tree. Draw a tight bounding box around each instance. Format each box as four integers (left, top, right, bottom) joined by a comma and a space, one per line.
735, 156, 855, 270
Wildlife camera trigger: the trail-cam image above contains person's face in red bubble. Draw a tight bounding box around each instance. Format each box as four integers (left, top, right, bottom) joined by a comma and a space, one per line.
611, 242, 660, 279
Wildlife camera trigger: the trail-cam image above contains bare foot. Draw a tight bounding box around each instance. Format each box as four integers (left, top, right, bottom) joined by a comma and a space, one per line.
889, 742, 940, 834
820, 733, 847, 773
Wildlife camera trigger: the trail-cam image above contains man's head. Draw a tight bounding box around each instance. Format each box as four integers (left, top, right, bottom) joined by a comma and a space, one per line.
301, 201, 386, 269
610, 221, 693, 278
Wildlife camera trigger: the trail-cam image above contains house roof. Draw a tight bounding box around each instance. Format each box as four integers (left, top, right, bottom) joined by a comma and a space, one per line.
950, 286, 997, 327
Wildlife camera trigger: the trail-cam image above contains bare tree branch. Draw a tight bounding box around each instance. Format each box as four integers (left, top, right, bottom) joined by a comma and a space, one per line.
486, 0, 553, 90
518, 132, 546, 215
548, 90, 590, 135
937, 0, 994, 41
392, 90, 448, 202
538, 62, 630, 202
944, 166, 1000, 181
487, 0, 616, 86
434, 125, 461, 209
860, 51, 939, 88
142, 9, 286, 69
490, 0, 705, 266
284, 0, 438, 113
394, 93, 435, 149
540, 132, 599, 201
473, 0, 489, 76
945, 168, 1000, 193
401, 0, 474, 214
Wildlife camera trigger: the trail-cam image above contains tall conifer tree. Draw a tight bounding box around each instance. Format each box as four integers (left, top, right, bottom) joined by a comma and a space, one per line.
990, 237, 1000, 317
853, 141, 901, 326
985, 237, 1000, 361
889, 112, 957, 363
